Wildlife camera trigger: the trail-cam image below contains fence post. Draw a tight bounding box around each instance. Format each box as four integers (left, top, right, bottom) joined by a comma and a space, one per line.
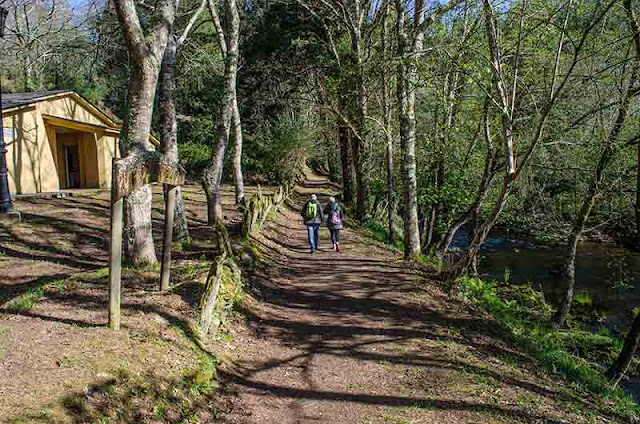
108, 161, 123, 330
160, 184, 177, 291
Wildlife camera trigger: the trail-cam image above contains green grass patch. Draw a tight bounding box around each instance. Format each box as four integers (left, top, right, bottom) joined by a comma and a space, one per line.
364, 221, 404, 251
5, 278, 69, 312
457, 276, 640, 420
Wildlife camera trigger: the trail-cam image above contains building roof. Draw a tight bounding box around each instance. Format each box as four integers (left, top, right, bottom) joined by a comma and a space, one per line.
1, 90, 160, 147
2, 90, 72, 110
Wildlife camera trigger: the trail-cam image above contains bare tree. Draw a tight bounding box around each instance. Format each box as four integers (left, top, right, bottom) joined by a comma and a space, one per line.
202, 0, 240, 223
113, 0, 179, 265
447, 0, 615, 279
1, 0, 96, 90
158, 0, 207, 242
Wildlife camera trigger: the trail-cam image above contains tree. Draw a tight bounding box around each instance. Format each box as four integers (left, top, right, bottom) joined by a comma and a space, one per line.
447, 0, 615, 278
202, 0, 241, 223
208, 0, 245, 206
113, 0, 179, 265
552, 0, 640, 326
395, 0, 463, 259
381, 1, 395, 244
158, 0, 208, 242
295, 0, 380, 221
606, 310, 640, 388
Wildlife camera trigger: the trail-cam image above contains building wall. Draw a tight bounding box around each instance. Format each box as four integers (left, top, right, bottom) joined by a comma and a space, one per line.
97, 134, 120, 188
3, 108, 60, 194
83, 132, 100, 188
37, 95, 110, 128
2, 94, 122, 194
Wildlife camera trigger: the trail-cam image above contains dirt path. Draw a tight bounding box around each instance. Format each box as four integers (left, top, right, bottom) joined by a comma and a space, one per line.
216, 175, 611, 424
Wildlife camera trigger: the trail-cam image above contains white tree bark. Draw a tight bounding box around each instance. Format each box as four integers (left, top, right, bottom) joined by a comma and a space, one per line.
203, 0, 240, 224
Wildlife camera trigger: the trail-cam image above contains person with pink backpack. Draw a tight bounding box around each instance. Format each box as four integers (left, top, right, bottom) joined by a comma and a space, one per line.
324, 196, 344, 252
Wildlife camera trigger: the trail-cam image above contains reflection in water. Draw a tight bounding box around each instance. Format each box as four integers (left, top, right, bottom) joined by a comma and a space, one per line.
451, 229, 639, 327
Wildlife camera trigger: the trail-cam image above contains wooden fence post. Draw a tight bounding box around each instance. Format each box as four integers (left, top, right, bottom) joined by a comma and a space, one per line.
160, 184, 177, 291
109, 162, 124, 330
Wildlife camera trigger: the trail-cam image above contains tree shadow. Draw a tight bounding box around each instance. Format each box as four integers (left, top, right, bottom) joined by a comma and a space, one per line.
218, 184, 626, 423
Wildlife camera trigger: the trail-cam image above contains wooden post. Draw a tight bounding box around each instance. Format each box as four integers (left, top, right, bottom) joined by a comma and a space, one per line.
160, 184, 177, 291
109, 162, 124, 330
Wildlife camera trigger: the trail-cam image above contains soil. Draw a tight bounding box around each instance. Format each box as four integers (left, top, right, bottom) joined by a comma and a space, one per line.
0, 175, 628, 423
0, 183, 262, 423
214, 175, 622, 424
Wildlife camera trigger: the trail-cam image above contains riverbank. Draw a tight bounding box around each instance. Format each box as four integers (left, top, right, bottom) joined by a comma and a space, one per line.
365, 217, 640, 415
456, 276, 640, 409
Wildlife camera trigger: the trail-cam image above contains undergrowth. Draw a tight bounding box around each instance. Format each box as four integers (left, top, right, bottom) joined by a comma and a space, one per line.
364, 220, 404, 251
457, 276, 640, 420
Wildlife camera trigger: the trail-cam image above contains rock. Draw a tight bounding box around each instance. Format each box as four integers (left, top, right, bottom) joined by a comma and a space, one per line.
95, 372, 116, 382
152, 313, 170, 327
232, 243, 244, 255
241, 252, 254, 267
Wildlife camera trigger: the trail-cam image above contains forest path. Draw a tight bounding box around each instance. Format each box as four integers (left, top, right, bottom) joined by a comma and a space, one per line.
215, 174, 598, 424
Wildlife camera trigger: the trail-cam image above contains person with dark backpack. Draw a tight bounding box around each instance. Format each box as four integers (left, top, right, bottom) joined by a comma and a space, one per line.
301, 194, 323, 253
325, 196, 344, 252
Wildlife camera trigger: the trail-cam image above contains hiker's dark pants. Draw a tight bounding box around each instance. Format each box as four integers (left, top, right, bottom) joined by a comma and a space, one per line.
330, 229, 341, 244
307, 224, 320, 250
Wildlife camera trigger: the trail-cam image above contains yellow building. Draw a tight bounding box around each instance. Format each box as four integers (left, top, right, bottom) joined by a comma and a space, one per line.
1, 90, 128, 195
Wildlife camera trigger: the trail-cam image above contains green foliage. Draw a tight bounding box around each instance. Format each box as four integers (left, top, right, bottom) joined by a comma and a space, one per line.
364, 220, 404, 251
179, 142, 212, 178
244, 114, 311, 184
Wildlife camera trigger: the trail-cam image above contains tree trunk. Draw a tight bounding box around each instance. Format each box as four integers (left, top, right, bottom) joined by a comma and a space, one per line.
203, 0, 240, 224
207, 0, 244, 207
232, 96, 245, 205
159, 35, 189, 241
437, 100, 496, 256
355, 60, 369, 222
448, 174, 515, 277
124, 184, 157, 265
113, 0, 177, 266
396, 0, 422, 259
350, 5, 370, 222
338, 102, 355, 205
607, 312, 640, 388
121, 61, 162, 267
552, 26, 638, 325
382, 4, 395, 244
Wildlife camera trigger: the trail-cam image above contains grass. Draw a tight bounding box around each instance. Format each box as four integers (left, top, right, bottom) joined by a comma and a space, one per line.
5, 279, 66, 312
364, 221, 404, 251
12, 357, 221, 424
456, 276, 640, 420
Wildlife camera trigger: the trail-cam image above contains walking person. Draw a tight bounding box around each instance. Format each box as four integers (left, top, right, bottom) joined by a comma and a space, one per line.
325, 196, 344, 252
301, 194, 323, 253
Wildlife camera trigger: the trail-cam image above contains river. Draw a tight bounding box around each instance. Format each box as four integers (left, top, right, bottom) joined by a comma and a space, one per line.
451, 229, 640, 328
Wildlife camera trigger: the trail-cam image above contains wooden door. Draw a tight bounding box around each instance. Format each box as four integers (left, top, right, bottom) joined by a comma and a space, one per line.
64, 144, 81, 188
